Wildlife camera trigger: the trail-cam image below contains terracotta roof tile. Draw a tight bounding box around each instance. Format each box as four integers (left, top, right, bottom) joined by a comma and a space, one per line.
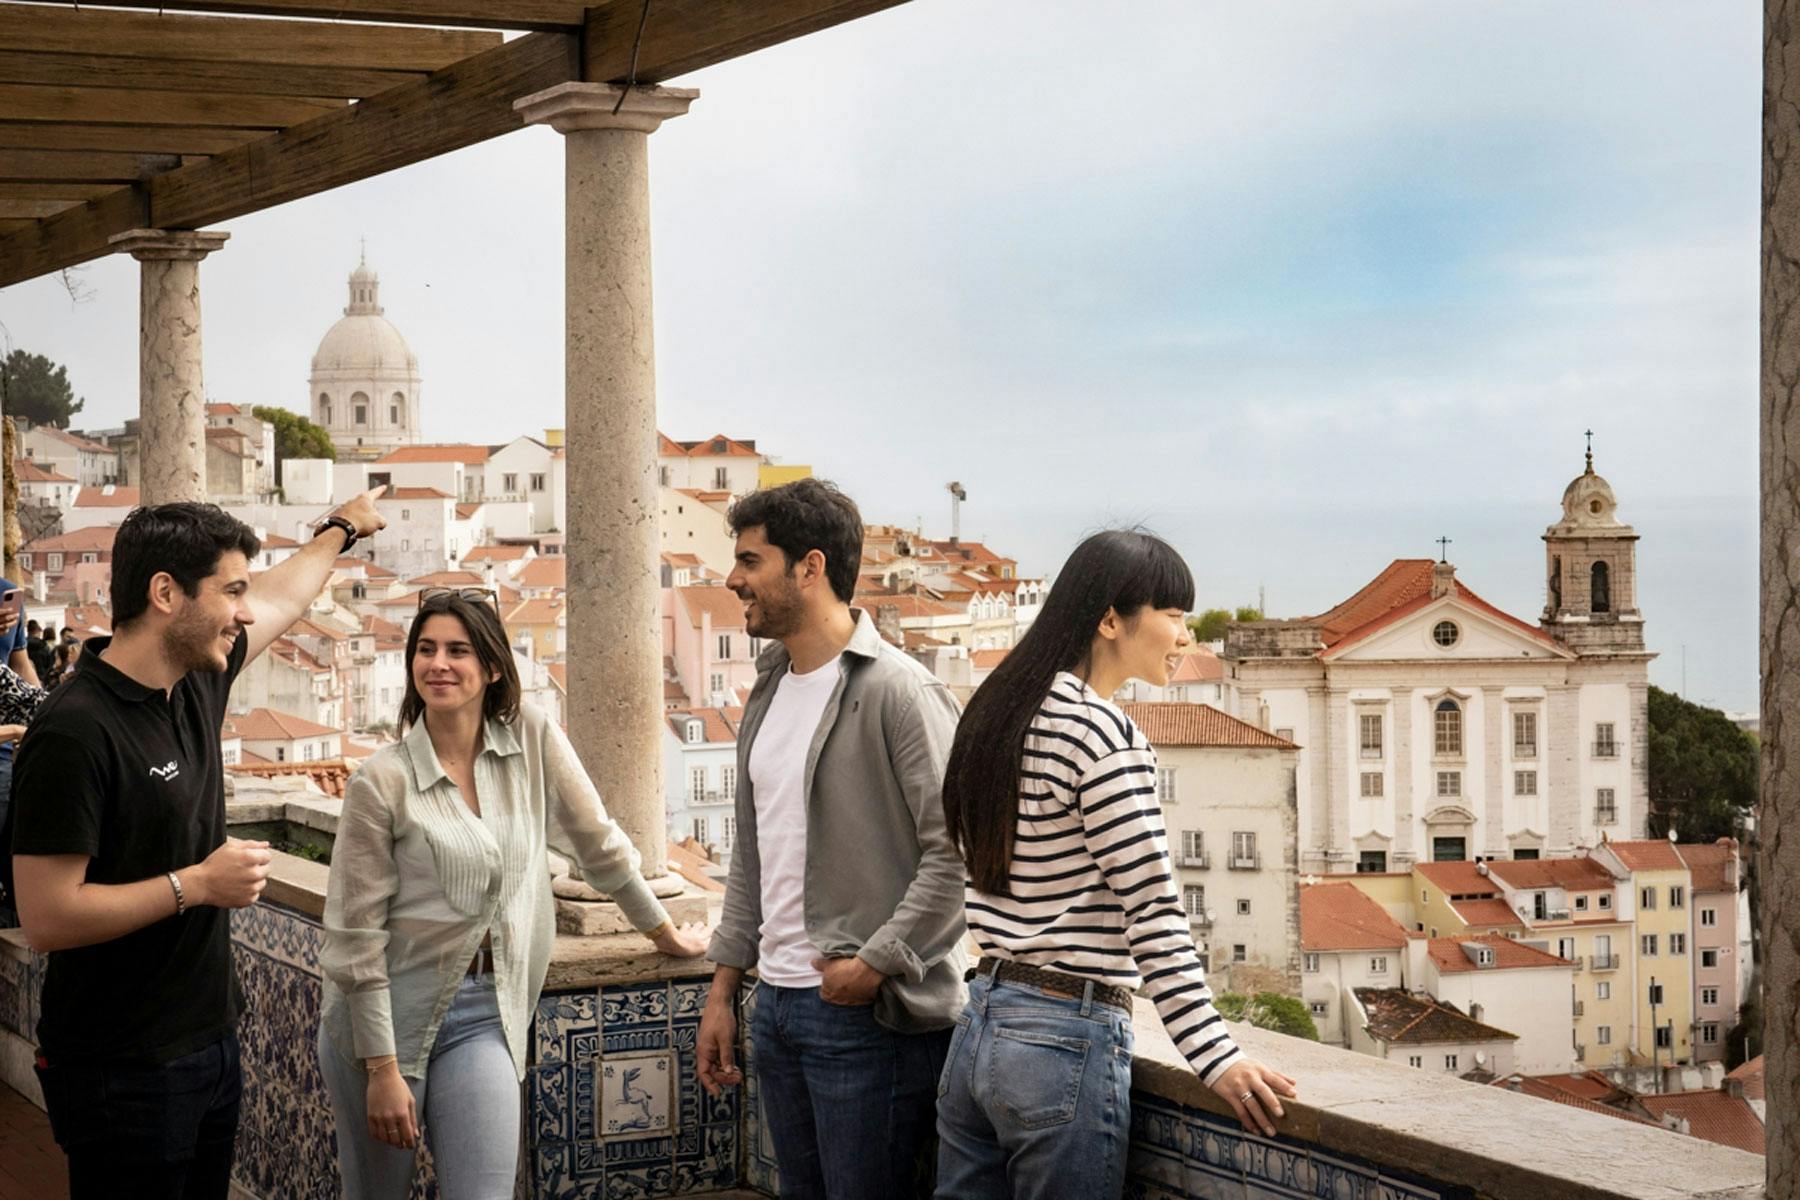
1301, 883, 1409, 951
519, 557, 565, 589
383, 486, 454, 500
1727, 1056, 1765, 1101
1485, 857, 1617, 891
504, 597, 565, 626
463, 544, 530, 562
1491, 1076, 1661, 1127
677, 587, 747, 630
1675, 840, 1739, 892
24, 526, 117, 554
1168, 649, 1225, 684
1119, 703, 1298, 749
972, 648, 1010, 670
14, 458, 73, 483
1354, 988, 1517, 1045
1427, 934, 1575, 974
223, 708, 339, 740
665, 707, 739, 743
228, 760, 350, 799
1414, 860, 1501, 896
1605, 839, 1687, 872
1637, 1090, 1766, 1155
1451, 898, 1524, 928
374, 444, 490, 465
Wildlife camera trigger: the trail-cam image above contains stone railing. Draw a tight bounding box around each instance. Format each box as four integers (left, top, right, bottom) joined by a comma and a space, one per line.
0, 795, 1769, 1199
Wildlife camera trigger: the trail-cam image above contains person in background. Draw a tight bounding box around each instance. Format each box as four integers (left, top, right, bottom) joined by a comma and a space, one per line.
697, 479, 967, 1200
46, 640, 78, 689
319, 587, 709, 1198
0, 584, 39, 804
24, 620, 51, 682
10, 495, 388, 1199
935, 530, 1298, 1200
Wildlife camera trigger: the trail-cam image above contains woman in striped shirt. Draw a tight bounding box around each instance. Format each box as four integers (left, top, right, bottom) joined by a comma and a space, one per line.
936, 530, 1297, 1199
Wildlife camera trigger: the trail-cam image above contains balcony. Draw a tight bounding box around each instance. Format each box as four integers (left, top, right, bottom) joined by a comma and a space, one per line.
1228, 852, 1262, 871
0, 796, 1770, 1200
1574, 1001, 1585, 1017
1594, 807, 1619, 825
1514, 742, 1538, 759
1592, 742, 1619, 759
1575, 1042, 1586, 1060
1591, 953, 1620, 970
686, 789, 737, 807
1187, 910, 1213, 929
1176, 852, 1212, 869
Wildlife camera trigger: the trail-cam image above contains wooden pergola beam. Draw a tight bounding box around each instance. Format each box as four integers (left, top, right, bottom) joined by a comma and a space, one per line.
0, 186, 145, 281
0, 125, 266, 156
0, 50, 426, 100
29, 0, 587, 33
0, 5, 501, 71
0, 84, 344, 129
0, 183, 119, 201
0, 150, 181, 184
0, 198, 80, 219
583, 0, 911, 82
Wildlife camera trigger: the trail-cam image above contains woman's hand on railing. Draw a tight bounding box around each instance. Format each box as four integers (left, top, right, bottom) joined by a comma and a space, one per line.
648, 920, 711, 958
1210, 1058, 1298, 1137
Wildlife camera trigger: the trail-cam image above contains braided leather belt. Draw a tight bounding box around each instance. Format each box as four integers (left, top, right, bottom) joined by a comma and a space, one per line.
968, 958, 1132, 1014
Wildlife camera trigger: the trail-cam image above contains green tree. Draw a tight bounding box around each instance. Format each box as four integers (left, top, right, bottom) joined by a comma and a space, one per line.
0, 349, 84, 428
1188, 606, 1264, 642
1214, 991, 1320, 1041
252, 405, 336, 482
1647, 685, 1758, 842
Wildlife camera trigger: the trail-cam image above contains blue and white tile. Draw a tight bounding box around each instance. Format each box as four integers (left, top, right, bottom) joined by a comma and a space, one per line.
1373, 1175, 1446, 1200
670, 979, 709, 1022
531, 1064, 574, 1144
602, 981, 671, 1030
535, 989, 599, 1065
1311, 1151, 1379, 1200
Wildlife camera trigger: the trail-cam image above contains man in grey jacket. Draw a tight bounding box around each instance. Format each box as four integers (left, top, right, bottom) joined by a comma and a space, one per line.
696, 478, 966, 1200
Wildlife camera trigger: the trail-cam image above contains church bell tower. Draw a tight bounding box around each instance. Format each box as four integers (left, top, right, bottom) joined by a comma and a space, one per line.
1541, 435, 1644, 655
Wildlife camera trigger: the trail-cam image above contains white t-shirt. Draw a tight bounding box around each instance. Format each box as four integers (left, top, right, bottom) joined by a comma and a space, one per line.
749, 657, 842, 987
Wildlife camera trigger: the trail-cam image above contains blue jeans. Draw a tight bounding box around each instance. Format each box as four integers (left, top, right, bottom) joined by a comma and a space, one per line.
934, 975, 1135, 1200
36, 1032, 241, 1200
751, 982, 949, 1200
321, 974, 520, 1200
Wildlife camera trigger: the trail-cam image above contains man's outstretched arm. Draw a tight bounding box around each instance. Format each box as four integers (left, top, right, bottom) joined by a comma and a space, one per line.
240, 488, 386, 665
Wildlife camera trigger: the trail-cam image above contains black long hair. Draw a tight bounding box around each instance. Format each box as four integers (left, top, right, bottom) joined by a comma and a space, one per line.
944, 530, 1195, 895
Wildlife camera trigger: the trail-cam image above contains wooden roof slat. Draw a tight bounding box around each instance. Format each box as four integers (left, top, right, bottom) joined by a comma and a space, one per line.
0, 218, 35, 233
0, 84, 343, 129
0, 4, 501, 71
0, 182, 118, 201
0, 124, 266, 156
0, 50, 426, 100
0, 198, 81, 218
584, 0, 911, 83
0, 149, 180, 183
28, 0, 587, 32
0, 184, 143, 281
148, 32, 578, 233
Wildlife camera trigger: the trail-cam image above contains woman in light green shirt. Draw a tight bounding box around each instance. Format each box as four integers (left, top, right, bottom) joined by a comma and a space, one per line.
319, 588, 706, 1198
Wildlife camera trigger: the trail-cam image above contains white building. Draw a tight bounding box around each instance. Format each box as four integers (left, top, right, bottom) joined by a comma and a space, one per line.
661, 707, 741, 866
1422, 934, 1578, 1075
1299, 881, 1413, 1047
62, 484, 138, 532
1350, 987, 1519, 1080
487, 435, 560, 532
657, 433, 764, 495
19, 422, 119, 487
310, 255, 423, 460
225, 707, 343, 764
1121, 702, 1301, 993
1224, 455, 1653, 875
14, 458, 76, 510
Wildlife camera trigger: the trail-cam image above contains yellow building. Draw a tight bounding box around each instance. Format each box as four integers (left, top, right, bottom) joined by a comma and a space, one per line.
757, 463, 813, 489
1595, 839, 1695, 1067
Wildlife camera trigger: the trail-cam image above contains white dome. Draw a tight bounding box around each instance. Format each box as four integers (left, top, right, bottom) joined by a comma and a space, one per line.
312, 313, 417, 374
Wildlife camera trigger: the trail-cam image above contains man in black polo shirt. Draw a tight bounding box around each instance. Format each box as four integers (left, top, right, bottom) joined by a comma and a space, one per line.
10, 495, 384, 1199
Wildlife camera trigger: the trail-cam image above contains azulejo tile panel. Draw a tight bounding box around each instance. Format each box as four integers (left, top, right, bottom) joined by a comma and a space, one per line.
1126, 1095, 1467, 1200
530, 970, 728, 1199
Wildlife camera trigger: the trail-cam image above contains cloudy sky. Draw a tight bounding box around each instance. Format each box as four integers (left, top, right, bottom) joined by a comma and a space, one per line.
0, 2, 1760, 711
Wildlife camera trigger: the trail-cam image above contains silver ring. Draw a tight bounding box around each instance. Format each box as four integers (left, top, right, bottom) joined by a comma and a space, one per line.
1239, 1091, 1254, 1104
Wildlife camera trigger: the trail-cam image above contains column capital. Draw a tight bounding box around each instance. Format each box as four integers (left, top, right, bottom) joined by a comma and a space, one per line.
108, 228, 229, 262
514, 83, 697, 136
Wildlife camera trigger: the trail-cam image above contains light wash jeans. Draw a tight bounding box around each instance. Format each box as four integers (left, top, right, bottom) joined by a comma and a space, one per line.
320, 974, 519, 1199
933, 974, 1135, 1200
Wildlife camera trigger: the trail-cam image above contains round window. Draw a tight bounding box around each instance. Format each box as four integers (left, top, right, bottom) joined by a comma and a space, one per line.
1432, 620, 1460, 648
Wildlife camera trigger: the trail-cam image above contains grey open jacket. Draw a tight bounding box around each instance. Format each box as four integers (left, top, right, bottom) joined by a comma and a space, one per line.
708, 610, 969, 1032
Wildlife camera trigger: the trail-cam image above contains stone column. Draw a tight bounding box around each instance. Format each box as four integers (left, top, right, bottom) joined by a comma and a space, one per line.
108, 229, 229, 506
1763, 2, 1800, 1190
516, 84, 696, 884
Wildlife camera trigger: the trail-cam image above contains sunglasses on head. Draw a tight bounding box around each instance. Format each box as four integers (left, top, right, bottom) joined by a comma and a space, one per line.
418, 586, 501, 614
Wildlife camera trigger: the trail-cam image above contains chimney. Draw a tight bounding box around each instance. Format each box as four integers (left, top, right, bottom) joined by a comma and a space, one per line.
875, 603, 903, 647
1724, 1078, 1745, 1099
32, 571, 46, 602
1431, 560, 1456, 599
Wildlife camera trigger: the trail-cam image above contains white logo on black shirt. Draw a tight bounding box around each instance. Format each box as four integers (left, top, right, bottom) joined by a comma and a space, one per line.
149, 761, 180, 781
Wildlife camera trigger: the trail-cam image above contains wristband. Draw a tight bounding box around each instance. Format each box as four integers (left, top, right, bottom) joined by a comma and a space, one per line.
167, 871, 186, 915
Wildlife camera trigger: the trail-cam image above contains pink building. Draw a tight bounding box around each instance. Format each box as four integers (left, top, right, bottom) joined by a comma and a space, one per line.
661, 586, 761, 710
1677, 839, 1753, 1063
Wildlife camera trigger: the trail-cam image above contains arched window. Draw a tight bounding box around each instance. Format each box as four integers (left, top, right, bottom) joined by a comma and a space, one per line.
352, 390, 369, 425
392, 392, 406, 427
319, 393, 332, 425
1434, 699, 1463, 757
1590, 561, 1611, 613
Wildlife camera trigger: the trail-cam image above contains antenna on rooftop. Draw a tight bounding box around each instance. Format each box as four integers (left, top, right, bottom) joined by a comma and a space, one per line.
947, 482, 967, 546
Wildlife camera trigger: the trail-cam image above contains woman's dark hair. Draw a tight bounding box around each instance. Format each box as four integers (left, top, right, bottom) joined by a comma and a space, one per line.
727, 478, 863, 604
944, 530, 1195, 895
398, 594, 521, 731
110, 503, 261, 628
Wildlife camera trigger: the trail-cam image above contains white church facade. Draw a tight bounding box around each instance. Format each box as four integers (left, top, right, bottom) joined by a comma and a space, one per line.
309, 255, 423, 460
1224, 453, 1652, 876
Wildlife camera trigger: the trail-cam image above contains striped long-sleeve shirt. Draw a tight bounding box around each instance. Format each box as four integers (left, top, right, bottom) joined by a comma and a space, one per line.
964, 671, 1244, 1086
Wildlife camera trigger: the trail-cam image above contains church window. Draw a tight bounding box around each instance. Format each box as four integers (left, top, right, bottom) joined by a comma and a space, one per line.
1590, 561, 1611, 613
392, 392, 406, 426
355, 405, 367, 425
1435, 770, 1461, 797
390, 405, 399, 424
319, 393, 332, 424
1359, 713, 1383, 758
1550, 555, 1562, 611
1432, 620, 1460, 648
1513, 711, 1537, 757
1360, 771, 1383, 798
1593, 722, 1617, 757
1433, 699, 1462, 756
1514, 770, 1537, 796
